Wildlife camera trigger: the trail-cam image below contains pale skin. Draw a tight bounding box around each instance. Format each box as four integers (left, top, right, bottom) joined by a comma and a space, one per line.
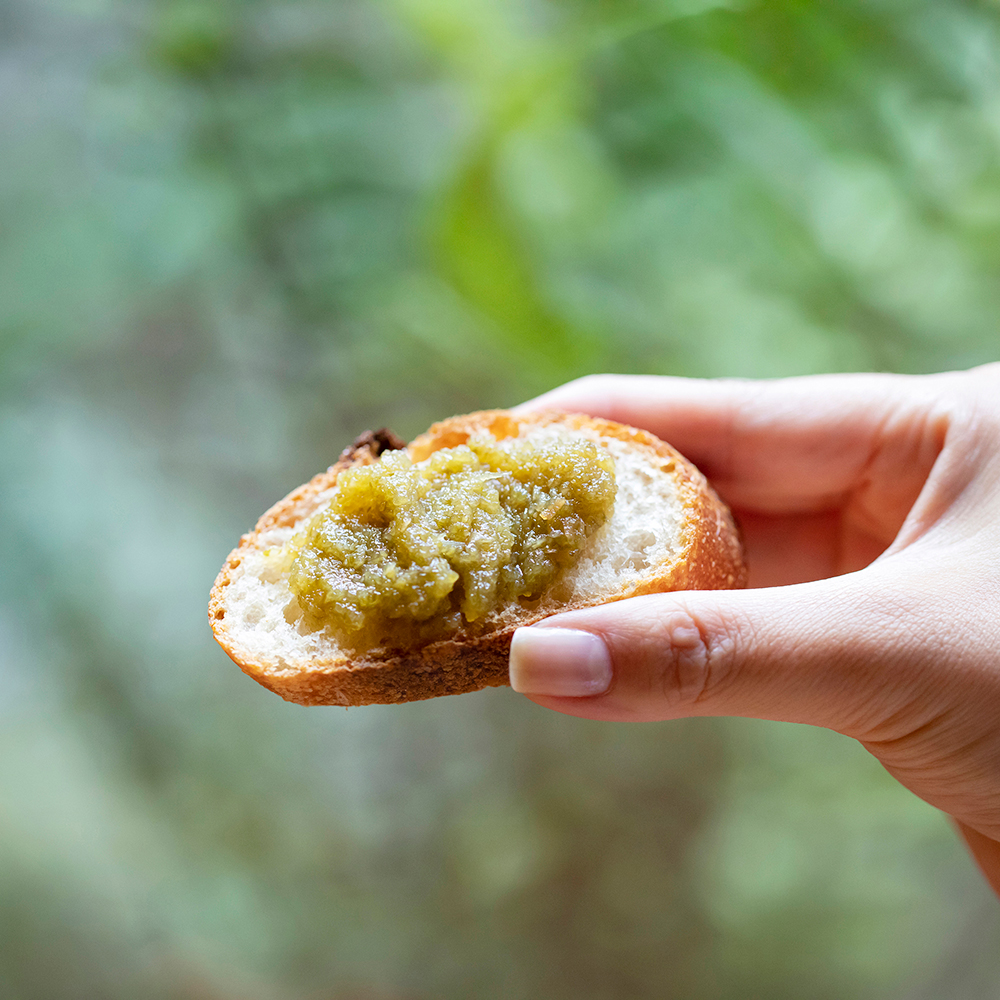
508, 364, 1000, 897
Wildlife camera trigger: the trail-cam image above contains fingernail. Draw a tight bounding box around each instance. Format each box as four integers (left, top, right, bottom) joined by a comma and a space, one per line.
509, 627, 612, 697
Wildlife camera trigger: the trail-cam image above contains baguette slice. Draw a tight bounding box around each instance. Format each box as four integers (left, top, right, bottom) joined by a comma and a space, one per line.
209, 410, 747, 706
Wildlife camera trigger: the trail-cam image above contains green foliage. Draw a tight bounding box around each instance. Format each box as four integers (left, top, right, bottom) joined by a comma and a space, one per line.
151, 2, 234, 78
2, 0, 999, 997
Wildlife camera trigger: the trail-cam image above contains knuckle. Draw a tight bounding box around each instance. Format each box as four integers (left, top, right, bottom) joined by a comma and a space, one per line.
654, 607, 738, 710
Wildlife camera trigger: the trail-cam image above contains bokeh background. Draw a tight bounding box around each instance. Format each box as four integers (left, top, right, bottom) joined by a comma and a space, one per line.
3, 0, 1000, 997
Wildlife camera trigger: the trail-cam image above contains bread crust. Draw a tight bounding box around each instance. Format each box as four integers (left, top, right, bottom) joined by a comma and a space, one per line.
209, 410, 747, 706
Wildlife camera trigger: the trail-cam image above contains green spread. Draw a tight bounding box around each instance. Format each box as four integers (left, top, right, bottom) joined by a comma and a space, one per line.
283, 436, 616, 650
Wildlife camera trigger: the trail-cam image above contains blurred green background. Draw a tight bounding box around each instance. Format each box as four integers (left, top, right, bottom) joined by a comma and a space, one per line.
2, 0, 999, 997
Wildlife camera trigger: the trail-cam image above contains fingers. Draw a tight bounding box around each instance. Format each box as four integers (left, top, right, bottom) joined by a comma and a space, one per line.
508, 558, 970, 741
509, 544, 1000, 839
508, 567, 1000, 846
511, 365, 1000, 893
516, 373, 948, 520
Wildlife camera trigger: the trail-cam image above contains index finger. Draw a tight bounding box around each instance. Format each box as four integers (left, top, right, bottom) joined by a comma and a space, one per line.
516, 372, 946, 515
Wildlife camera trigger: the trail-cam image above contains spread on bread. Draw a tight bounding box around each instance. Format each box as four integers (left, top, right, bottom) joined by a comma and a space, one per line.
279, 436, 616, 652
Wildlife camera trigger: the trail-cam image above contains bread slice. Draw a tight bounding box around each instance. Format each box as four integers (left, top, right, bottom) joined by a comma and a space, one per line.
209, 410, 747, 706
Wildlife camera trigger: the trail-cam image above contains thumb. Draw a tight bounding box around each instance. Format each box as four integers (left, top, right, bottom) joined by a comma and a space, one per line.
508, 561, 960, 743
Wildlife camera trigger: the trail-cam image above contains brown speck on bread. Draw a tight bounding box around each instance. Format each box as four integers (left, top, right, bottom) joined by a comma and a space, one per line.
338, 427, 406, 464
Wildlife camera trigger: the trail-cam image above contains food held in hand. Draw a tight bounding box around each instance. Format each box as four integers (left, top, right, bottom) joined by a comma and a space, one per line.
209, 410, 746, 706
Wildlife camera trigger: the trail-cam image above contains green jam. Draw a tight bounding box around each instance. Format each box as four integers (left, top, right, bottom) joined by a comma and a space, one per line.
284, 436, 616, 650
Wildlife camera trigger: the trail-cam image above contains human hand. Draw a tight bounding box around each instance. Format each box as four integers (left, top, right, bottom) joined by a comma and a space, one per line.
508, 365, 1000, 895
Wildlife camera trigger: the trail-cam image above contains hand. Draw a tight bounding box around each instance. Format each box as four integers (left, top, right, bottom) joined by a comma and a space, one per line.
508, 365, 1000, 895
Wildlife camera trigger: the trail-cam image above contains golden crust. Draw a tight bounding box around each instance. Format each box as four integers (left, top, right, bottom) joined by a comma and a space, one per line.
208, 410, 748, 706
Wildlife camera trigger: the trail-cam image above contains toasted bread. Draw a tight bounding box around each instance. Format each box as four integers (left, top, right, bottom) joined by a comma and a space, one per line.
209, 410, 747, 706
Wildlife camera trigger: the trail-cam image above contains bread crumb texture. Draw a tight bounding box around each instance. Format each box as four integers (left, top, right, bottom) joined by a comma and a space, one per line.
209, 411, 747, 706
